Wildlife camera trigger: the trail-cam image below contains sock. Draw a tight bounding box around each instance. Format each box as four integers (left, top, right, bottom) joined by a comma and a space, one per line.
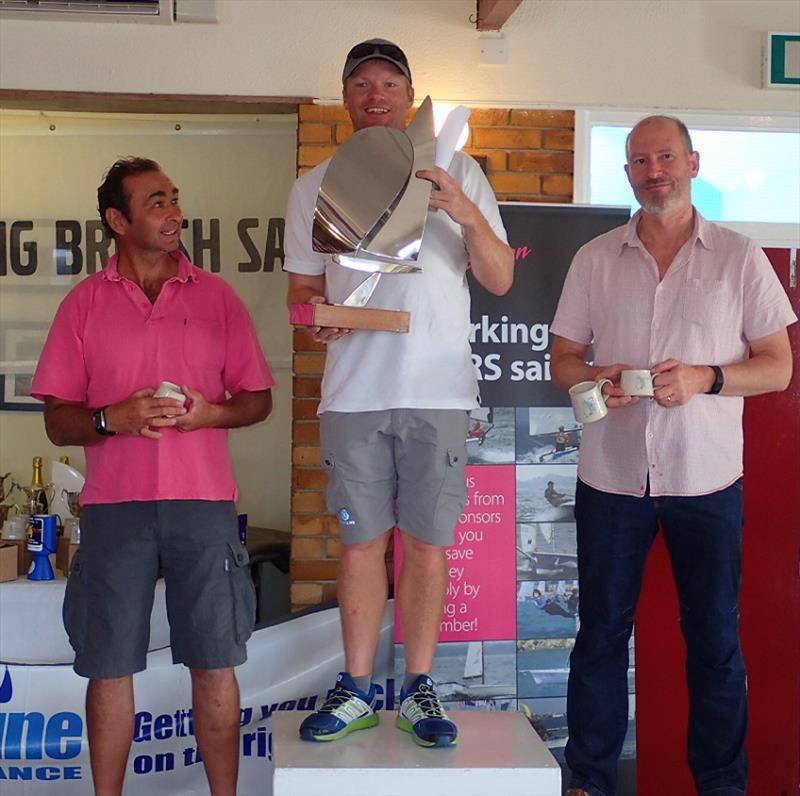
404, 672, 427, 692
349, 673, 372, 694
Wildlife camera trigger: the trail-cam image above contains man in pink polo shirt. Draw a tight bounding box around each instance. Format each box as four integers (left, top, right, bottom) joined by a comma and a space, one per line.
551, 116, 796, 796
31, 157, 274, 796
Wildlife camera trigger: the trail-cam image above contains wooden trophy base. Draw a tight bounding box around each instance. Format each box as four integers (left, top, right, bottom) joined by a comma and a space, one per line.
289, 303, 410, 333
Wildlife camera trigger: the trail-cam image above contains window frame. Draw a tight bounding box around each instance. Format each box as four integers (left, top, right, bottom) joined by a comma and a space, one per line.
574, 109, 800, 247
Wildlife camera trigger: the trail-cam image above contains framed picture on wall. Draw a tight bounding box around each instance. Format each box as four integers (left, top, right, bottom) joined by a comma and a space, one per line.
0, 324, 47, 412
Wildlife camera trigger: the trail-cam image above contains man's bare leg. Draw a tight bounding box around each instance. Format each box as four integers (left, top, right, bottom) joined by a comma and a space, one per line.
338, 529, 392, 676
191, 667, 241, 796
397, 531, 448, 673
86, 677, 134, 796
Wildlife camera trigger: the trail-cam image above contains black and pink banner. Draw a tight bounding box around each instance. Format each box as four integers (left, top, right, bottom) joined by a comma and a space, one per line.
395, 203, 632, 758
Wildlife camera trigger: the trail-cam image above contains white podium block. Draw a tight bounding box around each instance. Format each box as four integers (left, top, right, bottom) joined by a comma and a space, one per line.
273, 710, 561, 796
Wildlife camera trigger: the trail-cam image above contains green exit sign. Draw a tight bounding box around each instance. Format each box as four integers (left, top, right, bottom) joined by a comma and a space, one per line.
764, 32, 800, 88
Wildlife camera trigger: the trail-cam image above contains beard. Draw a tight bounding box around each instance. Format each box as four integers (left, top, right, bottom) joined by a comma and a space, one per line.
634, 179, 688, 215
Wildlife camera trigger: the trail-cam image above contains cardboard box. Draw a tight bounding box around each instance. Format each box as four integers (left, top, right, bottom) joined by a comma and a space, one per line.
0, 543, 18, 582
2, 538, 31, 576
63, 543, 80, 577
56, 536, 69, 574
289, 302, 410, 333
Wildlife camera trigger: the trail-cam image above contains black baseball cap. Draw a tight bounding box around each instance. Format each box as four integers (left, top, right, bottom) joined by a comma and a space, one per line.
342, 38, 412, 84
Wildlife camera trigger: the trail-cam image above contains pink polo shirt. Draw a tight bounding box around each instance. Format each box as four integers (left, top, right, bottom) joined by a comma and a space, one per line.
31, 251, 275, 504
551, 211, 796, 497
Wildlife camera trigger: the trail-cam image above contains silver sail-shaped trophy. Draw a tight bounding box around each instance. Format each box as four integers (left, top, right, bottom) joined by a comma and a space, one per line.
289, 96, 438, 333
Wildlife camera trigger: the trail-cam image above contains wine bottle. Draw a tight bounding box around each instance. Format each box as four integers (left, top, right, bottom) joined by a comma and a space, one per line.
31, 456, 49, 514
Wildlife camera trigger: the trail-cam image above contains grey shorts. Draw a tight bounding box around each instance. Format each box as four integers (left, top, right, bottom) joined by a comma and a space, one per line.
320, 409, 469, 546
63, 500, 255, 679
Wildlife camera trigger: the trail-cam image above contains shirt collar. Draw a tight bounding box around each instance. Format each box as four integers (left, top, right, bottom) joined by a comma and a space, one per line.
102, 249, 198, 283
620, 207, 713, 253
693, 211, 714, 250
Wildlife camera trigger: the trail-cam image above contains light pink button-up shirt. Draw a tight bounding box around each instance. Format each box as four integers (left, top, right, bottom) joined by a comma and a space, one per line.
551, 211, 796, 497
31, 251, 275, 504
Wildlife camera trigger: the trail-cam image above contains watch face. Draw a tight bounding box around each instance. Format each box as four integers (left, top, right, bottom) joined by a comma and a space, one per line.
709, 366, 724, 394
93, 408, 110, 435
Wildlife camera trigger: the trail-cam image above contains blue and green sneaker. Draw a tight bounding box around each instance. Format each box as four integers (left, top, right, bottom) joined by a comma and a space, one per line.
396, 675, 458, 747
299, 672, 379, 742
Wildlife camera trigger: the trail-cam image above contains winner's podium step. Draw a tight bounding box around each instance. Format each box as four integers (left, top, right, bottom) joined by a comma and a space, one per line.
272, 710, 561, 796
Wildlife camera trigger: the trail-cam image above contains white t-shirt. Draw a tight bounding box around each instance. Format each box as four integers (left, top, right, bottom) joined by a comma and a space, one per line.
284, 150, 508, 414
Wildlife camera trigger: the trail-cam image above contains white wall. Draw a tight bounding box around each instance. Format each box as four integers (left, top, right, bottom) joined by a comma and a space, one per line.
1, 0, 799, 113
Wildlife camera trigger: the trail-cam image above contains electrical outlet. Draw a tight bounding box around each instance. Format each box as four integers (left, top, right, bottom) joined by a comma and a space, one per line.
479, 33, 508, 65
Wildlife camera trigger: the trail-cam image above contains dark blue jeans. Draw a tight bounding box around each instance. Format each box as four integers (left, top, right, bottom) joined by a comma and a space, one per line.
565, 479, 747, 796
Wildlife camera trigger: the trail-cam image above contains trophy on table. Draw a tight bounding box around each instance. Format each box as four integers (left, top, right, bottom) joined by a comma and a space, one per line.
290, 97, 470, 333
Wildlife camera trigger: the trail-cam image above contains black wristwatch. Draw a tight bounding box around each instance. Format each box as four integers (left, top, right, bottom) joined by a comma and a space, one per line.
705, 365, 724, 395
92, 406, 116, 436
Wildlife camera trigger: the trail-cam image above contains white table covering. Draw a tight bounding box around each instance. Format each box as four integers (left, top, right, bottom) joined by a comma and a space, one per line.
0, 573, 170, 664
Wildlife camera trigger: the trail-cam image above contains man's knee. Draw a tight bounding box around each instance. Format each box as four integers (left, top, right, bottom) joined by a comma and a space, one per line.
87, 676, 133, 701
681, 607, 743, 669
341, 530, 392, 564
88, 675, 132, 688
399, 532, 447, 566
189, 667, 237, 689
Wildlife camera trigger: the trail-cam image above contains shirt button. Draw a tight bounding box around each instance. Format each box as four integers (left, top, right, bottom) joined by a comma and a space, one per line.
648, 432, 654, 438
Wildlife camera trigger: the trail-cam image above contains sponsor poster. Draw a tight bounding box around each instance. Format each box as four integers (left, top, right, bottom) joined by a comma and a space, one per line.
395, 203, 633, 760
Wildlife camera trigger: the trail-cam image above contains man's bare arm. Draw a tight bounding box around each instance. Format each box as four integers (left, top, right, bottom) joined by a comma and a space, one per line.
287, 272, 326, 305
44, 391, 186, 445
652, 327, 793, 404
174, 388, 272, 432
416, 166, 513, 296
550, 335, 636, 407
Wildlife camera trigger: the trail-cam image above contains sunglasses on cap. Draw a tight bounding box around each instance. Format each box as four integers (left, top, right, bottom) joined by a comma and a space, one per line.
347, 42, 408, 65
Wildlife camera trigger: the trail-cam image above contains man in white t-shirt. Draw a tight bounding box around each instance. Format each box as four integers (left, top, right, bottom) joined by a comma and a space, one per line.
284, 38, 513, 748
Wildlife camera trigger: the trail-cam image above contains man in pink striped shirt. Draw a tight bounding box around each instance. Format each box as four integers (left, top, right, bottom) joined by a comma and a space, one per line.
551, 115, 796, 796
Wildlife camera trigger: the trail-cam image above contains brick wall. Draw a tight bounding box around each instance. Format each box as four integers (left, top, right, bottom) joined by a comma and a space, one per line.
290, 104, 575, 610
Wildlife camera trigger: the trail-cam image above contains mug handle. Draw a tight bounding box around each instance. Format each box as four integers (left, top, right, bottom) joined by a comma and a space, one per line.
596, 378, 613, 399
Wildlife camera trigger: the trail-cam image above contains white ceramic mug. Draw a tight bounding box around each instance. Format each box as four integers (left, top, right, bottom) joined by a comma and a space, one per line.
154, 380, 186, 405
621, 369, 654, 397
569, 378, 613, 424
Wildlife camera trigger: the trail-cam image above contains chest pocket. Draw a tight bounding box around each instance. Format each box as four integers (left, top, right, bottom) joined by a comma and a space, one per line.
183, 318, 225, 372
682, 278, 730, 327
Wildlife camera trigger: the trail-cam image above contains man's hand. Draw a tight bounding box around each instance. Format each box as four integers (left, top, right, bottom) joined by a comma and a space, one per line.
416, 167, 481, 227
173, 386, 221, 432
105, 388, 186, 439
173, 386, 271, 431
651, 359, 711, 407
416, 166, 514, 296
307, 295, 352, 344
550, 337, 638, 409
594, 363, 639, 409
287, 275, 352, 345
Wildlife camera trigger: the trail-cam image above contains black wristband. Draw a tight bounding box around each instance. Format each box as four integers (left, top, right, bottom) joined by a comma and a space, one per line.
705, 365, 724, 395
92, 406, 116, 436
